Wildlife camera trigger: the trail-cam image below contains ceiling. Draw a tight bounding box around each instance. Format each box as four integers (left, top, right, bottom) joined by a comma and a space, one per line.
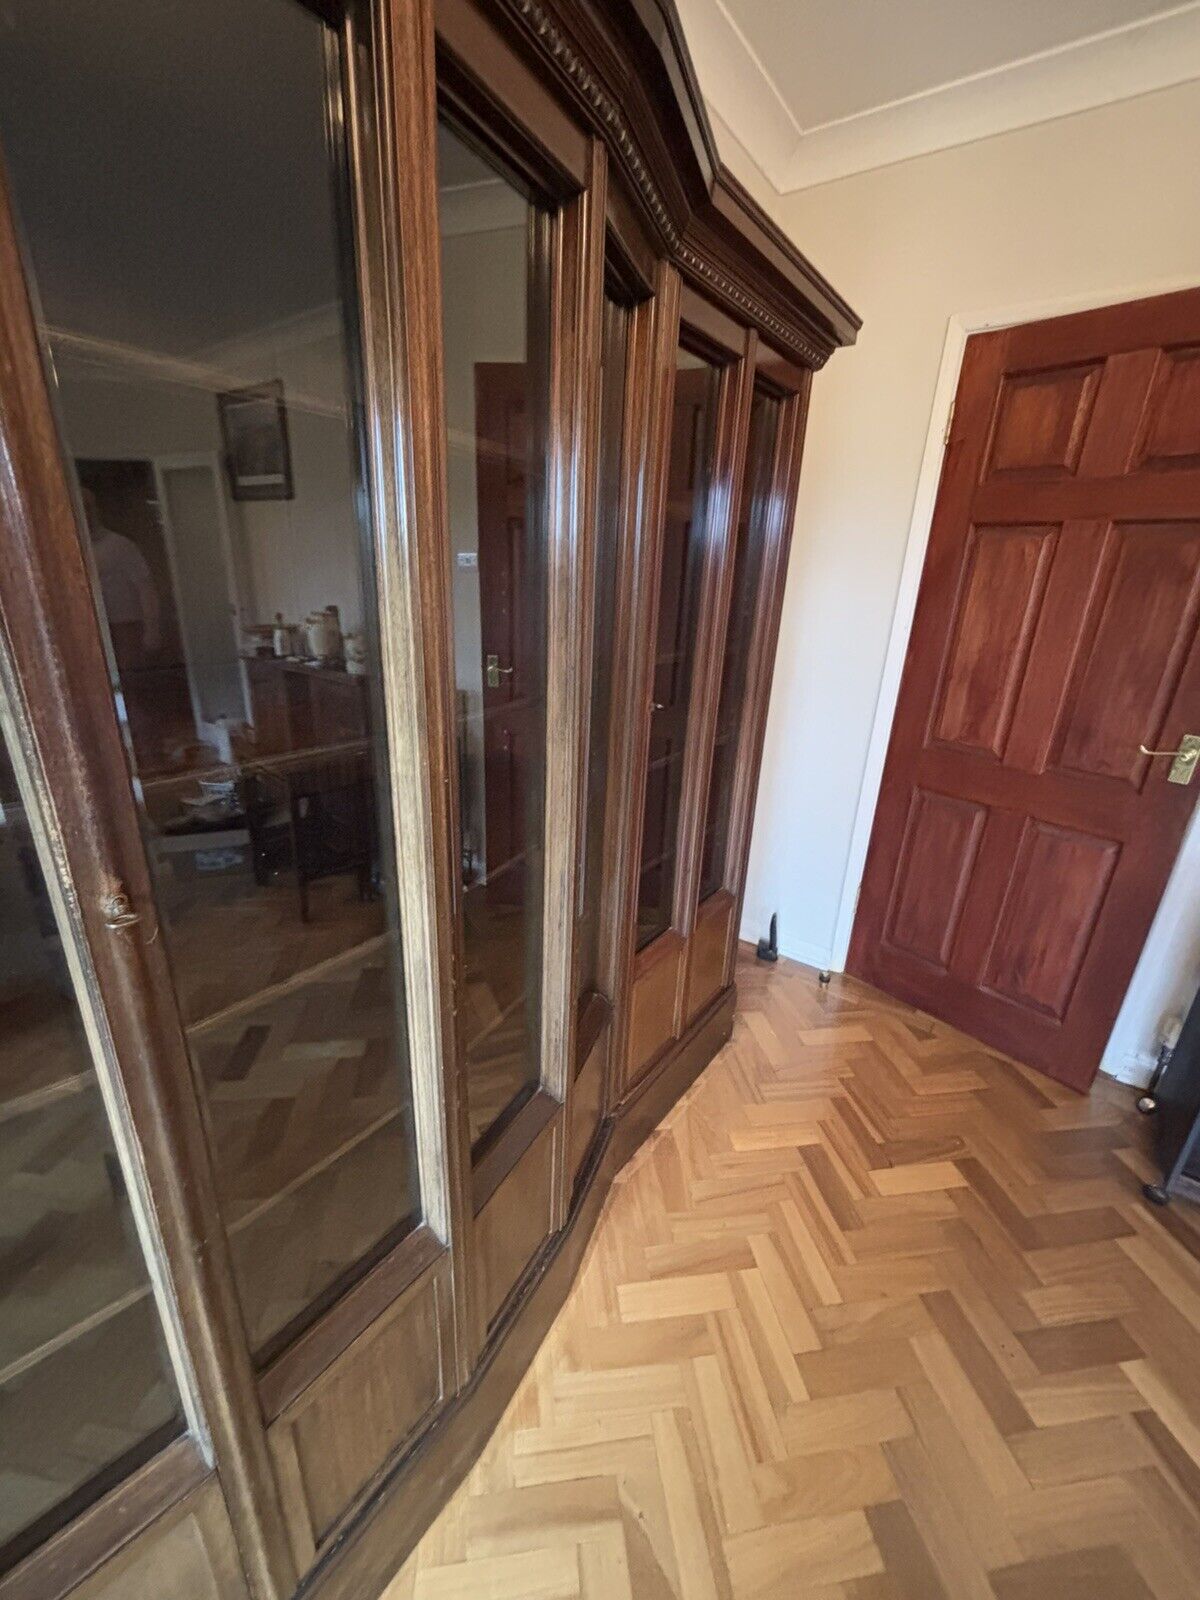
0, 0, 345, 356
675, 0, 1200, 191
0, 1, 529, 363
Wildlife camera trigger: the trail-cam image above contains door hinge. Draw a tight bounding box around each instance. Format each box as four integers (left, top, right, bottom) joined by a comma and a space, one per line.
942, 398, 956, 448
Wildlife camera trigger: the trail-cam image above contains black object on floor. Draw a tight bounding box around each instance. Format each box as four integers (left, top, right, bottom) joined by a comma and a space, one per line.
756, 913, 779, 964
1143, 983, 1200, 1207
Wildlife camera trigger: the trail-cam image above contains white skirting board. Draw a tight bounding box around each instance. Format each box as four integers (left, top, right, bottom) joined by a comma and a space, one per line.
1100, 1054, 1157, 1091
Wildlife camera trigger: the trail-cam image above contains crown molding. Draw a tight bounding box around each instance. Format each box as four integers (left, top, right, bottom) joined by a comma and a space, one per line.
681, 0, 1200, 194
671, 0, 801, 180
475, 0, 860, 362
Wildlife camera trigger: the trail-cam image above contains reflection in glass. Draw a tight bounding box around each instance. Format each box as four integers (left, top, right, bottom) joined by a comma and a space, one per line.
438, 123, 551, 1154
0, 689, 182, 1570
0, 0, 421, 1361
699, 388, 779, 900
576, 297, 629, 1019
636, 347, 722, 949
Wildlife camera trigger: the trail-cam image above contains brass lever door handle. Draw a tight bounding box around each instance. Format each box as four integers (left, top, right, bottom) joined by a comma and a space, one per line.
1140, 733, 1200, 785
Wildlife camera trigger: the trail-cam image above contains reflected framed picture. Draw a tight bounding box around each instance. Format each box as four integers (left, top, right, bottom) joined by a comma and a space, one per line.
217, 379, 294, 501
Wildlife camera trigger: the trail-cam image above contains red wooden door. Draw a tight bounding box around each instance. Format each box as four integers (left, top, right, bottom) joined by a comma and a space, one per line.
849, 289, 1200, 1090
474, 361, 533, 908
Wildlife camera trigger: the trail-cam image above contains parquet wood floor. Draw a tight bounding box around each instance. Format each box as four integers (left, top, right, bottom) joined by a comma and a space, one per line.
385, 950, 1200, 1600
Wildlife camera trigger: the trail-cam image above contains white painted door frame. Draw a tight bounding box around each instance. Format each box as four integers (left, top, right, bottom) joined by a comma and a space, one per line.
152, 451, 252, 737
828, 274, 1200, 1080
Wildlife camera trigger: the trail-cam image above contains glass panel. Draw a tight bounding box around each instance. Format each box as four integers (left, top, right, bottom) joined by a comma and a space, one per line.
635, 347, 722, 950
437, 123, 551, 1155
0, 685, 183, 1570
576, 296, 629, 1016
0, 0, 421, 1361
698, 387, 779, 901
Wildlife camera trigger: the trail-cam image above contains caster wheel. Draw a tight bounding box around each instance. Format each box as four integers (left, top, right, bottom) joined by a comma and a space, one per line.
1143, 1183, 1171, 1207
1136, 1094, 1157, 1114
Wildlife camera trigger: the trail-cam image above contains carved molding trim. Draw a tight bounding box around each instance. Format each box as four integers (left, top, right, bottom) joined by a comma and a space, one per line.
676, 244, 828, 367
493, 0, 834, 368
504, 0, 680, 247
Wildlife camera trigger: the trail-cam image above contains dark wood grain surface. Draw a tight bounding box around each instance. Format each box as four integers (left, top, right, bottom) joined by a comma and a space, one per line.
851, 288, 1200, 1091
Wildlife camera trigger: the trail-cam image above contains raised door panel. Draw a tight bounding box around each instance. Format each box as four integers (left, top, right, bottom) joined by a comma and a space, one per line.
567, 1030, 605, 1190
1134, 346, 1200, 472
851, 291, 1200, 1089
1051, 521, 1200, 783
981, 821, 1121, 1020
683, 889, 735, 1021
931, 523, 1057, 758
64, 1480, 249, 1600
883, 791, 986, 972
983, 362, 1101, 479
267, 1260, 447, 1566
473, 1112, 557, 1327
626, 935, 684, 1089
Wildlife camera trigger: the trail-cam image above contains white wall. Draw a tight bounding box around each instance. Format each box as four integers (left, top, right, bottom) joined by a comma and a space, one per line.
200, 310, 365, 636
57, 307, 365, 640
734, 79, 1200, 1078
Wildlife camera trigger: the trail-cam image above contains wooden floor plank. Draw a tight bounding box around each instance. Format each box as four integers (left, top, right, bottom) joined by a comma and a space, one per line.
385, 953, 1200, 1600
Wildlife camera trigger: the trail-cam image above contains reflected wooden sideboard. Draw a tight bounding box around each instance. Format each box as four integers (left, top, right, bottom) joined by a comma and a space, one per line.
244, 659, 369, 755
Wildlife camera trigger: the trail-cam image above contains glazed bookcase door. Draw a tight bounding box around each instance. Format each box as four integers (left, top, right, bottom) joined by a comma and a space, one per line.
620, 290, 755, 1094
431, 0, 608, 1342
0, 0, 461, 1592
566, 291, 628, 1187
566, 238, 664, 1191
0, 665, 196, 1581
682, 355, 813, 1025
0, 0, 851, 1590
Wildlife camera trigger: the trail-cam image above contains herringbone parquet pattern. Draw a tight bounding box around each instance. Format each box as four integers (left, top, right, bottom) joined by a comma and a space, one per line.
386, 951, 1200, 1600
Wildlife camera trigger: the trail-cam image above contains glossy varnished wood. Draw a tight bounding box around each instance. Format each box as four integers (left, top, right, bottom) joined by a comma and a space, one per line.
622, 289, 787, 1091
541, 136, 608, 1227
362, 0, 475, 1381
484, 0, 860, 366
0, 141, 296, 1600
611, 261, 683, 1098
850, 289, 1200, 1090
722, 374, 812, 986
670, 312, 756, 947
386, 947, 1200, 1600
628, 930, 687, 1085
0, 0, 856, 1590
